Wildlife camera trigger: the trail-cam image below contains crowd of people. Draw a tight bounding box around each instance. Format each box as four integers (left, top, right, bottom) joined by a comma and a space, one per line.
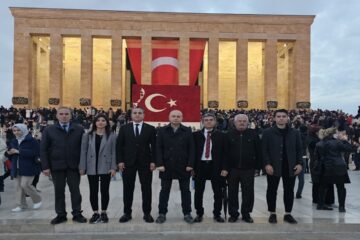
0, 105, 360, 225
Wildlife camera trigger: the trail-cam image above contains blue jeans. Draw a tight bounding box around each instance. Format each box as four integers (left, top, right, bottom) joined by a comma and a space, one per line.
296, 170, 304, 196
296, 159, 306, 196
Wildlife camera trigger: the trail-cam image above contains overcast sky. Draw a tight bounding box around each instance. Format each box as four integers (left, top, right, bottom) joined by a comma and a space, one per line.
1, 0, 359, 114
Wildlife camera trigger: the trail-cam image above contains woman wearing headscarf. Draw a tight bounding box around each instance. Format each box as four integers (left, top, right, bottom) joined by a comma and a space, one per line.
79, 114, 117, 224
7, 123, 42, 212
0, 137, 7, 205
314, 127, 355, 212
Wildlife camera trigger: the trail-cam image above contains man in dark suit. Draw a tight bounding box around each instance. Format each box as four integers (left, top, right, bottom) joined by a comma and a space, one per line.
116, 107, 156, 223
226, 114, 262, 223
41, 107, 87, 225
193, 113, 228, 223
262, 109, 303, 224
155, 110, 195, 224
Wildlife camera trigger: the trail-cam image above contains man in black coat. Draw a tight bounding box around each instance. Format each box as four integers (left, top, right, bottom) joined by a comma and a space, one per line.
116, 107, 156, 223
40, 107, 87, 225
193, 113, 228, 223
262, 109, 303, 224
226, 114, 262, 223
155, 110, 195, 224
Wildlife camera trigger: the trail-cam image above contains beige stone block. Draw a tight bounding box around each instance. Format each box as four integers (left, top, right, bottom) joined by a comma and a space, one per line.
111, 34, 122, 102
13, 32, 31, 106
236, 39, 248, 103
49, 33, 62, 105
80, 34, 93, 101
179, 37, 189, 86
207, 38, 219, 106
265, 39, 278, 104
141, 35, 151, 85
293, 37, 311, 108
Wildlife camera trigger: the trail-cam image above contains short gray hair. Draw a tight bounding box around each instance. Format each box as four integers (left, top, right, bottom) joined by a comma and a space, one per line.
234, 114, 249, 122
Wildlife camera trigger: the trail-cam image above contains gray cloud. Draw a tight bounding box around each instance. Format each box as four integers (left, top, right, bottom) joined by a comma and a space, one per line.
0, 0, 359, 114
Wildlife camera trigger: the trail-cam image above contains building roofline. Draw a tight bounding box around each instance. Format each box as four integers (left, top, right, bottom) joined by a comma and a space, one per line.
9, 7, 315, 25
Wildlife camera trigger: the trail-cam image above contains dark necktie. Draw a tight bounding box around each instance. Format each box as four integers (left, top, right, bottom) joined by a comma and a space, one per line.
205, 132, 211, 158
62, 125, 67, 133
135, 124, 140, 137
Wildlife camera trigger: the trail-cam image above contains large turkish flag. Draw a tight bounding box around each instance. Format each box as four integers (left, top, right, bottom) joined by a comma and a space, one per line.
132, 85, 200, 122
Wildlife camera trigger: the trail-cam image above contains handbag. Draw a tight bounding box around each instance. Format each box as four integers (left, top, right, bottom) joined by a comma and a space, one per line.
4, 159, 11, 170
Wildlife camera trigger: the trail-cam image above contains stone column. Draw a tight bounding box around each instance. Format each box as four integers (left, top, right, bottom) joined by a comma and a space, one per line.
141, 35, 151, 85
179, 37, 189, 85
111, 34, 122, 108
236, 38, 248, 108
293, 36, 311, 109
207, 37, 219, 108
49, 33, 62, 106
13, 32, 31, 107
80, 34, 93, 106
264, 39, 278, 109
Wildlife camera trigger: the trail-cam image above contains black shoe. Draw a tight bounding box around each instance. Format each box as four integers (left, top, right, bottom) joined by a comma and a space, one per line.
184, 214, 194, 224
119, 214, 132, 223
143, 214, 154, 223
73, 214, 87, 223
317, 205, 333, 210
296, 193, 302, 199
283, 214, 297, 224
339, 206, 346, 212
228, 216, 238, 223
268, 214, 277, 224
89, 213, 101, 224
193, 215, 203, 223
242, 215, 254, 223
100, 212, 109, 223
213, 215, 225, 223
50, 215, 67, 225
156, 214, 166, 224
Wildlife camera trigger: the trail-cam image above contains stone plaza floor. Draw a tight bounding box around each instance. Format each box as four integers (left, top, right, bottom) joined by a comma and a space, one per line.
1, 168, 360, 239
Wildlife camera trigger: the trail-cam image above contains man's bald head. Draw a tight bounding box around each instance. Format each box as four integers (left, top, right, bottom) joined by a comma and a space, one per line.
169, 110, 183, 127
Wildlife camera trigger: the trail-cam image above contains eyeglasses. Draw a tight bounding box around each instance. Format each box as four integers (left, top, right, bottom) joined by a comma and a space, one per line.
132, 112, 143, 115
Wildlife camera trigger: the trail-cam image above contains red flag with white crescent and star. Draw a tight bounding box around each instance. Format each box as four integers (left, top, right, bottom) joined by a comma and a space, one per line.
132, 85, 200, 122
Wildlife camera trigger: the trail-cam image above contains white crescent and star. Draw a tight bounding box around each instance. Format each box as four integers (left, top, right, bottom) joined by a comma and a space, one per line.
144, 93, 177, 113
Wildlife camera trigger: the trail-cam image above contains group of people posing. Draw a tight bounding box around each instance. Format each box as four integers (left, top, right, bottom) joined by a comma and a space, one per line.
1, 106, 357, 226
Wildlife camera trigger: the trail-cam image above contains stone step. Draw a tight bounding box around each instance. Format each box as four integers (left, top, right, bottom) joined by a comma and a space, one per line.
1, 218, 360, 235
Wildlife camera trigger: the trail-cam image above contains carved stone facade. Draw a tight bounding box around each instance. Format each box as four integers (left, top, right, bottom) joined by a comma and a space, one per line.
10, 7, 314, 109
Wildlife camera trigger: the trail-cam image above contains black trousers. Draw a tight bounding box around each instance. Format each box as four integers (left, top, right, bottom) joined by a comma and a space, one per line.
87, 174, 111, 211
318, 182, 346, 208
158, 178, 191, 215
312, 182, 334, 204
228, 168, 255, 218
51, 169, 82, 217
266, 174, 296, 213
122, 165, 152, 215
194, 161, 222, 217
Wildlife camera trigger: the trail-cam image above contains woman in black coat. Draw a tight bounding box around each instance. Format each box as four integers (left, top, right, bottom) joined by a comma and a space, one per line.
307, 125, 334, 205
314, 127, 355, 212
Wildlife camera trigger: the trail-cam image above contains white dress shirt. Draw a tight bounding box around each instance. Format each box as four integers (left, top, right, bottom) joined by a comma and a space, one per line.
133, 121, 144, 136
